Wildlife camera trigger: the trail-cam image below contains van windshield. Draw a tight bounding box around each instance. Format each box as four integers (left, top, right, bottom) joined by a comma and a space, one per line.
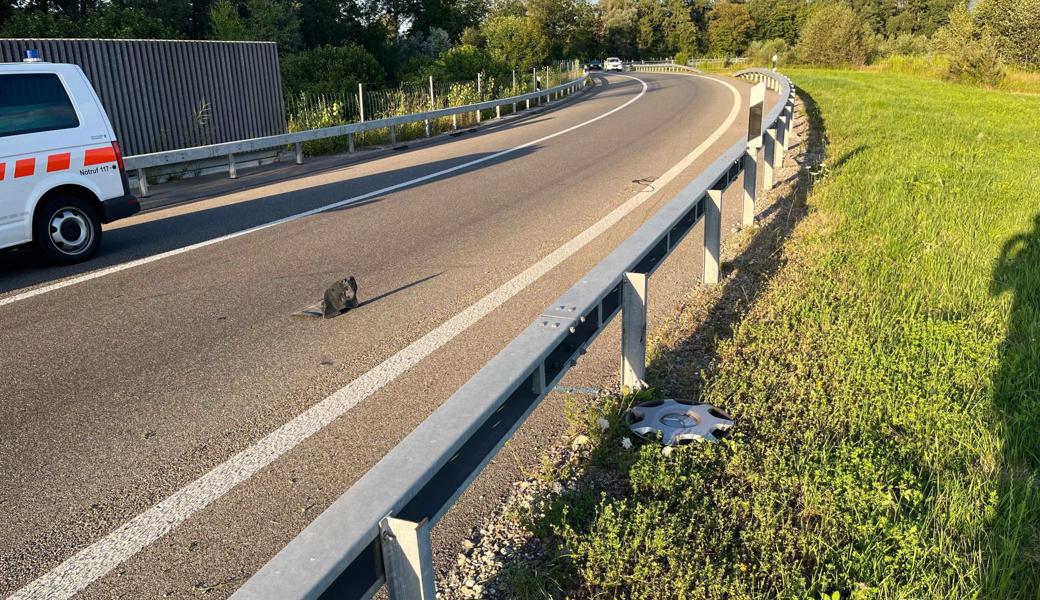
0, 73, 80, 137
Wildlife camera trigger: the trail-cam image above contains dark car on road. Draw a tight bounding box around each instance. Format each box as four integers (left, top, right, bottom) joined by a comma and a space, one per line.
586, 59, 602, 71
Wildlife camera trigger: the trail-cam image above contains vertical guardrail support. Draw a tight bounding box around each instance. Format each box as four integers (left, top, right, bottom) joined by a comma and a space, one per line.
379, 516, 436, 600
743, 82, 765, 226
390, 125, 397, 146
294, 142, 303, 165
621, 272, 648, 392
136, 169, 149, 197
783, 102, 794, 155
348, 133, 355, 154
773, 117, 785, 172
742, 147, 757, 227
228, 153, 237, 179
762, 127, 777, 189
703, 189, 723, 284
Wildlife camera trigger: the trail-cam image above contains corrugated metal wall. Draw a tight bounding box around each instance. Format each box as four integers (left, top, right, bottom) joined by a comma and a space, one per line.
0, 39, 286, 156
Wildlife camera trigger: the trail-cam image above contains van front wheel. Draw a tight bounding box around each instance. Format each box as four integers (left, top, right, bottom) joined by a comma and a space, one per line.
34, 196, 102, 264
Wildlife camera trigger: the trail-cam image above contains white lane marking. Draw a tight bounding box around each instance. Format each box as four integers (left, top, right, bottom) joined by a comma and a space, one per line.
1, 78, 633, 309
9, 73, 741, 600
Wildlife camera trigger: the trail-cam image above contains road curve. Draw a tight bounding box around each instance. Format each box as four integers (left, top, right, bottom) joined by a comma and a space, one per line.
0, 71, 754, 599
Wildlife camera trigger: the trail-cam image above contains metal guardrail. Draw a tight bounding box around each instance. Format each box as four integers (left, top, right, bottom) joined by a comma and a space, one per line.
123, 75, 589, 196
231, 66, 795, 600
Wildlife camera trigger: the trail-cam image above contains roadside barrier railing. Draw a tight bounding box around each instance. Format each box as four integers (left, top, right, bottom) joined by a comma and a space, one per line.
231, 66, 795, 600
123, 75, 591, 197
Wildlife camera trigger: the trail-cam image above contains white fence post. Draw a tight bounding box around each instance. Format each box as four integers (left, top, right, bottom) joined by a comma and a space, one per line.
621, 272, 648, 392
425, 75, 433, 137
512, 69, 517, 113
476, 72, 482, 124
358, 83, 365, 123
294, 142, 303, 165
702, 189, 722, 284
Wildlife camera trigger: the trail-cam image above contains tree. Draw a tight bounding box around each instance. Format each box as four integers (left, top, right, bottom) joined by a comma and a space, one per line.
973, 0, 1040, 69
208, 0, 301, 51
601, 0, 638, 56
706, 1, 753, 56
748, 0, 803, 44
281, 44, 385, 97
481, 14, 549, 71
795, 3, 875, 66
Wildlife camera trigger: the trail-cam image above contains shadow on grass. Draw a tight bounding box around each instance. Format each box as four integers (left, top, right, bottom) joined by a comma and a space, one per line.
987, 214, 1040, 597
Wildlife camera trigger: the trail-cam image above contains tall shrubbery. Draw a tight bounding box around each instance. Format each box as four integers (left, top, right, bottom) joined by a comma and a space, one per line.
795, 4, 875, 66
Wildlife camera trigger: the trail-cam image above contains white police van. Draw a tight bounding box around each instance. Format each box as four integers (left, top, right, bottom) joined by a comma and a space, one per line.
1, 49, 139, 264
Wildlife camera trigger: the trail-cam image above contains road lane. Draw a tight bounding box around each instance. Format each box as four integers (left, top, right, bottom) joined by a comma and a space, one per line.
0, 72, 753, 598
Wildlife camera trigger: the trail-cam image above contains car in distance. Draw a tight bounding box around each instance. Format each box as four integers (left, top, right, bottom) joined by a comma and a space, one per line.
586, 59, 603, 71
604, 57, 623, 72
0, 50, 139, 264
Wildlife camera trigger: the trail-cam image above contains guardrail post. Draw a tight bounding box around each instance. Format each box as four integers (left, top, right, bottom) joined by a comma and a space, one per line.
533, 69, 538, 106
348, 133, 355, 154
227, 153, 237, 179
496, 103, 501, 119
390, 124, 397, 145
136, 169, 149, 197
742, 146, 757, 226
773, 117, 785, 172
702, 189, 722, 284
783, 102, 794, 155
512, 70, 518, 113
452, 113, 458, 130
294, 142, 303, 165
621, 272, 648, 392
379, 516, 436, 600
763, 126, 777, 189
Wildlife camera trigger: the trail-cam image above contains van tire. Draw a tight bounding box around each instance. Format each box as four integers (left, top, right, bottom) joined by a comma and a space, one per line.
33, 196, 102, 264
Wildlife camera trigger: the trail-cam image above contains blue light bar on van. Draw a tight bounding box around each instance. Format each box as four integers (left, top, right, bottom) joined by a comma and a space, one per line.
23, 49, 43, 63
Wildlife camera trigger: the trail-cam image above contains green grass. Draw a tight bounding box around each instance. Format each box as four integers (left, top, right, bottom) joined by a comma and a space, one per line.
874, 54, 1040, 95
528, 70, 1040, 598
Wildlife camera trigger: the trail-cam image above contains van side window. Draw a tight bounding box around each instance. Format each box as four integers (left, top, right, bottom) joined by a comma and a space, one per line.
0, 73, 80, 137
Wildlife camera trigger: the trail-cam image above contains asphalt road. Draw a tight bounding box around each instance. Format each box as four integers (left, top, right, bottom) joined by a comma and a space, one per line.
0, 71, 759, 599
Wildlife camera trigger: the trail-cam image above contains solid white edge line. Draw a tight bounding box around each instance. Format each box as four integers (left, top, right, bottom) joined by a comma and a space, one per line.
9, 72, 742, 600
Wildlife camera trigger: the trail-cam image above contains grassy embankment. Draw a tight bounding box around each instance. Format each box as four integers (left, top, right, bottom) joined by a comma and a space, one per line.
521, 69, 1040, 598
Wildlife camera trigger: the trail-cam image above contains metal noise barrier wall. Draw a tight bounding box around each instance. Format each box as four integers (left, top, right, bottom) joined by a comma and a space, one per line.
0, 38, 286, 156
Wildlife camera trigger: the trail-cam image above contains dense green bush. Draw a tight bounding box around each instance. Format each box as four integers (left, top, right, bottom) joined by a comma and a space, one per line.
876, 33, 930, 59
747, 38, 791, 68
481, 15, 550, 73
946, 35, 1007, 87
427, 44, 504, 82
796, 4, 875, 66
281, 44, 385, 98
673, 51, 689, 66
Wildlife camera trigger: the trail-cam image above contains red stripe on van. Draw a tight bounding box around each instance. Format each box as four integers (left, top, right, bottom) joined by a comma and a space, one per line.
14, 158, 35, 178
84, 146, 117, 166
0, 163, 5, 180
47, 152, 71, 172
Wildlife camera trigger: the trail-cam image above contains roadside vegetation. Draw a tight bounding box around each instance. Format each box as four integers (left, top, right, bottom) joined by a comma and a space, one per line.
500, 68, 1040, 598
